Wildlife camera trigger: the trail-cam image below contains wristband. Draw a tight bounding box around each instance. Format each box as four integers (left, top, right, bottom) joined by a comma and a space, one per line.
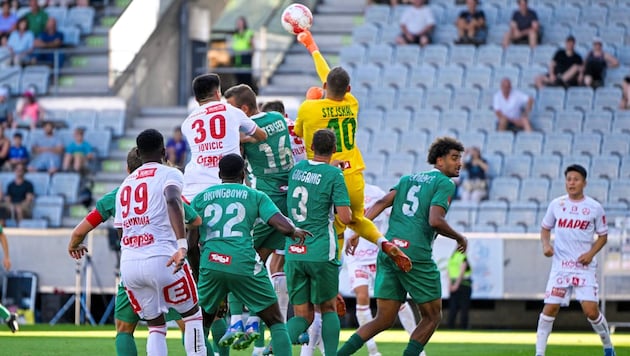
177, 238, 188, 251
377, 237, 388, 248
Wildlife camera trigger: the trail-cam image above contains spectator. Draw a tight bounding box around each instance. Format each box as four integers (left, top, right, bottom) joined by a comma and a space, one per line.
395, 0, 435, 47
1, 163, 34, 224
455, 0, 487, 45
493, 77, 533, 132
368, 0, 398, 5
620, 76, 630, 110
33, 17, 64, 67
165, 126, 188, 168
27, 121, 63, 173
0, 1, 17, 39
460, 147, 488, 203
502, 0, 540, 48
580, 37, 619, 89
25, 0, 48, 37
447, 249, 472, 330
7, 132, 28, 170
7, 17, 34, 66
535, 36, 582, 89
13, 90, 42, 130
0, 125, 9, 169
0, 87, 13, 128
62, 127, 94, 173
231, 16, 256, 92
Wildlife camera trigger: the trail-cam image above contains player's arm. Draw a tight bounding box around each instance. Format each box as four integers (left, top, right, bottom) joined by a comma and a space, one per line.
336, 205, 352, 225
165, 185, 187, 273
68, 210, 102, 259
297, 30, 330, 83
578, 233, 608, 266
267, 213, 311, 244
0, 230, 10, 271
540, 227, 553, 257
429, 206, 467, 253
365, 190, 396, 221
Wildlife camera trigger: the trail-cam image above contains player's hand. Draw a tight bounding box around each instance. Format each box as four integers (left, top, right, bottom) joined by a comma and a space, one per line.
68, 244, 88, 260
336, 293, 346, 317
382, 241, 412, 273
240, 132, 258, 144
542, 243, 554, 257
291, 228, 311, 245
167, 248, 187, 274
297, 30, 319, 53
456, 236, 467, 253
3, 257, 10, 271
330, 159, 346, 170
577, 252, 593, 266
345, 233, 359, 256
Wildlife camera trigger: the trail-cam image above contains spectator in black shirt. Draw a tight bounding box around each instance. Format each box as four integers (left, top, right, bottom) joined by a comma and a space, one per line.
502, 0, 540, 48
535, 36, 583, 89
455, 0, 487, 45
1, 163, 34, 224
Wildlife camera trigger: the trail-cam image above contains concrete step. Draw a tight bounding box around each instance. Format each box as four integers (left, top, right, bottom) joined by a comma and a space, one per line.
131, 116, 182, 130
66, 54, 109, 72
140, 106, 188, 117
317, 3, 364, 15
310, 15, 363, 33
55, 74, 111, 95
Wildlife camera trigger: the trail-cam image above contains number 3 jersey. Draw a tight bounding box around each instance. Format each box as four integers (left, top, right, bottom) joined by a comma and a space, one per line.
114, 163, 184, 262
541, 195, 608, 273
181, 101, 258, 199
190, 183, 280, 276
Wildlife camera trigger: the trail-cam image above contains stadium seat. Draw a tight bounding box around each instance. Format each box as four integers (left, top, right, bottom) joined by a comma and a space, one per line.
502, 155, 532, 180
97, 109, 126, 138
413, 109, 440, 134
60, 25, 81, 47
484, 153, 503, 178
554, 110, 583, 135
367, 87, 397, 111
440, 110, 469, 135
530, 155, 562, 180
487, 23, 509, 45
358, 108, 383, 131
421, 44, 449, 67
585, 179, 609, 204
548, 180, 567, 199
485, 131, 514, 157
561, 154, 591, 173
354, 63, 381, 89
503, 46, 531, 68
519, 178, 550, 205
395, 45, 420, 66
531, 110, 554, 133
593, 87, 622, 111
449, 45, 476, 67
436, 65, 464, 88
497, 224, 527, 233
378, 24, 401, 45
446, 206, 472, 230
491, 66, 520, 88
608, 7, 630, 27
452, 87, 480, 110
67, 109, 98, 130
520, 65, 546, 88
565, 87, 594, 111
583, 111, 612, 135
537, 87, 565, 112
476, 200, 508, 227
367, 43, 394, 66
609, 181, 630, 206
544, 24, 572, 46
49, 172, 81, 204
555, 5, 580, 26
599, 27, 625, 50
356, 128, 371, 154
409, 65, 436, 88
423, 87, 452, 110
468, 110, 496, 134
363, 153, 386, 177
459, 132, 486, 152
45, 6, 67, 25
24, 172, 50, 197
85, 129, 112, 159
490, 177, 520, 202
479, 88, 497, 110
387, 153, 415, 178
513, 131, 544, 156
65, 6, 95, 35
470, 223, 497, 233
531, 44, 559, 67
397, 87, 424, 111
464, 67, 492, 89
589, 156, 620, 180
365, 5, 391, 24
340, 44, 367, 67
507, 201, 539, 230
601, 133, 630, 157
571, 27, 598, 47
352, 24, 380, 45
33, 195, 64, 228
385, 109, 413, 132
613, 111, 630, 134
20, 65, 50, 95
372, 128, 399, 155
381, 64, 409, 88
18, 219, 48, 229
572, 133, 601, 157
579, 5, 607, 25
475, 44, 503, 68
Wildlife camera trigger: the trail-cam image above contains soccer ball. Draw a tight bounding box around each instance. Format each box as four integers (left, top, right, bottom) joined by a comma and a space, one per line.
281, 3, 313, 35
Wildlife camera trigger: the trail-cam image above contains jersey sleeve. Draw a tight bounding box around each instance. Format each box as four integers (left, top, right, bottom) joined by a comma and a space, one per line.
294, 105, 306, 138
163, 168, 184, 192
331, 169, 351, 207
257, 191, 281, 223
541, 201, 556, 230
95, 188, 118, 221
183, 202, 200, 225
594, 203, 608, 236
113, 189, 122, 228
431, 177, 455, 211
312, 51, 331, 84
238, 110, 258, 136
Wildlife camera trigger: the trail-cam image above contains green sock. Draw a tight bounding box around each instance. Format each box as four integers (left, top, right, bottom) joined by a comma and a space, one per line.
0, 304, 9, 319
269, 323, 291, 356
337, 333, 365, 356
227, 293, 243, 316
286, 316, 309, 344
203, 326, 214, 355
321, 312, 340, 356
255, 321, 266, 347
403, 339, 424, 356
115, 332, 137, 356
211, 318, 230, 356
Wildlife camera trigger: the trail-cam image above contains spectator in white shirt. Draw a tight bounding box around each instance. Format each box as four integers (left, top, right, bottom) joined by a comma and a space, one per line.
493, 78, 533, 132
395, 0, 435, 47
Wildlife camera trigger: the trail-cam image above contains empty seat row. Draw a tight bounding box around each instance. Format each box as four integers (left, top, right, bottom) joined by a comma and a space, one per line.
44, 108, 127, 137
0, 65, 50, 96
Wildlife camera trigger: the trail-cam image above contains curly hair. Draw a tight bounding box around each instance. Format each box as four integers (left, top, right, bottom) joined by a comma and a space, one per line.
427, 136, 464, 164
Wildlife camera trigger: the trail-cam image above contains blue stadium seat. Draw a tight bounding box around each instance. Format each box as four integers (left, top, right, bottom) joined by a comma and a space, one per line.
396, 87, 425, 111
340, 44, 366, 67
544, 24, 571, 45
513, 131, 544, 156
372, 128, 399, 155
548, 180, 567, 200
385, 108, 413, 132
409, 65, 436, 88
601, 133, 630, 157
449, 45, 476, 67
468, 110, 496, 134
365, 5, 391, 24
440, 109, 469, 135
484, 153, 503, 178
561, 155, 591, 174
476, 200, 508, 228
24, 172, 50, 197
458, 131, 486, 152
352, 24, 380, 45
45, 6, 67, 25
60, 25, 81, 46
367, 43, 394, 66
520, 65, 546, 88
531, 110, 554, 133
436, 65, 464, 88
421, 44, 449, 66
464, 67, 492, 89
18, 219, 48, 229
554, 110, 583, 135
367, 87, 397, 111
67, 109, 98, 130
379, 24, 401, 44
503, 46, 531, 68
49, 172, 81, 204
381, 64, 409, 88
590, 156, 620, 180
507, 201, 539, 230
491, 66, 520, 89
502, 155, 532, 180
609, 181, 630, 206
555, 6, 580, 26
387, 153, 415, 178
583, 111, 612, 135
452, 87, 480, 110
399, 131, 429, 156
356, 128, 371, 154
531, 44, 559, 66
476, 44, 503, 68
363, 153, 386, 177
358, 108, 383, 131
530, 155, 562, 180
565, 87, 594, 111
490, 177, 521, 202
65, 7, 95, 35
593, 87, 621, 111
519, 178, 550, 205
97, 109, 126, 137
579, 5, 607, 25
446, 205, 472, 230
572, 133, 601, 157
608, 7, 630, 27
412, 109, 440, 134
537, 87, 565, 112
353, 63, 381, 89
585, 179, 609, 204
394, 45, 421, 66
485, 131, 514, 157
423, 87, 452, 110
497, 224, 527, 233
33, 195, 64, 227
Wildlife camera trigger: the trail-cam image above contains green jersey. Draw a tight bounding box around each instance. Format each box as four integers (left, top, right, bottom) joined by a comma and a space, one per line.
95, 187, 198, 224
191, 183, 280, 276
286, 160, 350, 263
243, 112, 294, 196
386, 170, 455, 262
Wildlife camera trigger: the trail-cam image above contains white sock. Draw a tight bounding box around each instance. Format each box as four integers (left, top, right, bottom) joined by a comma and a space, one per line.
536, 313, 555, 355
300, 311, 323, 356
272, 272, 289, 322
356, 304, 379, 354
588, 313, 613, 349
230, 314, 243, 328
398, 302, 417, 335
246, 316, 260, 329
183, 309, 207, 356
147, 324, 168, 356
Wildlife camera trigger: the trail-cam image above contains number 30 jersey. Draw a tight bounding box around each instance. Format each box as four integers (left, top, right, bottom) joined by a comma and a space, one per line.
181, 101, 258, 199
114, 163, 184, 262
295, 94, 365, 175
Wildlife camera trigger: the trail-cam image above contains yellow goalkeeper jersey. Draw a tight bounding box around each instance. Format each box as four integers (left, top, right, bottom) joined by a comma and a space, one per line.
295, 94, 365, 175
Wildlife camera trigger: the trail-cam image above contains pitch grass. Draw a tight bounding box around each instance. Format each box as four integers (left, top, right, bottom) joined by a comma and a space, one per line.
1, 325, 629, 355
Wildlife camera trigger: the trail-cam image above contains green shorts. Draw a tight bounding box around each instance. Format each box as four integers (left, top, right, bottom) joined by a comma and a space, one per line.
374, 252, 441, 304
285, 260, 339, 305
114, 283, 181, 323
253, 194, 288, 251
197, 268, 277, 315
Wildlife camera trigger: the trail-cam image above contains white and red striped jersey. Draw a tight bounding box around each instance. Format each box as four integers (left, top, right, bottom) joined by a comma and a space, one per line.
344, 184, 391, 266
181, 101, 258, 199
114, 162, 184, 262
286, 118, 306, 163
541, 194, 608, 272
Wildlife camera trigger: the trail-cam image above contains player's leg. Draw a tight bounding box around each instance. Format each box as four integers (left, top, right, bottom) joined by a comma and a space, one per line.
114, 283, 140, 356
306, 261, 342, 356
299, 309, 323, 356
197, 267, 232, 355
0, 302, 18, 333
582, 301, 615, 355
352, 265, 380, 356
221, 293, 245, 346
406, 299, 441, 356
271, 251, 289, 321
285, 260, 315, 343
536, 303, 561, 356
397, 301, 417, 334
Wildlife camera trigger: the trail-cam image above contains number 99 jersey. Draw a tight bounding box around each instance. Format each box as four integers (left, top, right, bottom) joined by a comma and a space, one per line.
181, 101, 258, 201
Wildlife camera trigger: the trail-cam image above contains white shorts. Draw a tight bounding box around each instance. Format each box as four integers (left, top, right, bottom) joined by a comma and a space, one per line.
348, 263, 377, 290
121, 256, 198, 320
543, 270, 599, 306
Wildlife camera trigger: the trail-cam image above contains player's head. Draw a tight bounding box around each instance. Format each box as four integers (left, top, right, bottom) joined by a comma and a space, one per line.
311, 129, 336, 157
261, 100, 286, 116
324, 67, 350, 100
192, 73, 221, 104
218, 153, 245, 182
126, 147, 143, 174
427, 136, 464, 178
136, 129, 165, 163
224, 84, 257, 116
564, 164, 587, 198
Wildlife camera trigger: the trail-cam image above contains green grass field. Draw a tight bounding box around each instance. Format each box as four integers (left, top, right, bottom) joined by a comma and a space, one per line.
1, 325, 629, 355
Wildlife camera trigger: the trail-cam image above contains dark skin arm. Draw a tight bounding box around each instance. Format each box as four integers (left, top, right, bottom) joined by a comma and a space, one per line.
187, 227, 201, 282
164, 185, 187, 273
267, 213, 311, 244
429, 205, 467, 252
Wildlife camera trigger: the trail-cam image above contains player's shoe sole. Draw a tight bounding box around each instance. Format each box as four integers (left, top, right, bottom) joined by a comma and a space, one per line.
232, 330, 260, 350
6, 313, 18, 333
382, 241, 412, 272
218, 329, 244, 347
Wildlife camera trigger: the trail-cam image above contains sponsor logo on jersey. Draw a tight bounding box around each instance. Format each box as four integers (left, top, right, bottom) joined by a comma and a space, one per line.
571, 276, 583, 286
354, 269, 369, 279
557, 218, 590, 230
551, 287, 566, 298
197, 154, 222, 167
288, 244, 307, 254
136, 168, 157, 179
209, 252, 231, 265
392, 238, 409, 249
122, 233, 155, 248
354, 247, 379, 257
561, 260, 588, 269
205, 104, 226, 114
